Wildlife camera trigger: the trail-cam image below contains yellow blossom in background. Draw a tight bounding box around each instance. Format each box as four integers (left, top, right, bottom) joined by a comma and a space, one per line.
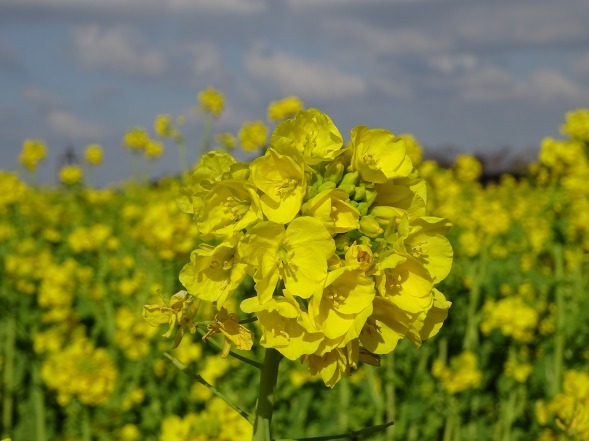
84, 144, 103, 165
399, 133, 424, 166
560, 108, 589, 142
154, 114, 173, 138
59, 164, 83, 185
198, 86, 224, 118
19, 138, 47, 171
238, 120, 268, 152
538, 370, 589, 440
145, 140, 164, 159
0, 171, 27, 209
432, 351, 482, 394
123, 126, 149, 151
454, 154, 482, 182
267, 96, 304, 122
41, 337, 117, 406
215, 131, 236, 150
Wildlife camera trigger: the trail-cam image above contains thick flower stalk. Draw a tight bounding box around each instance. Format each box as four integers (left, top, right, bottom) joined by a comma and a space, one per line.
163, 108, 453, 391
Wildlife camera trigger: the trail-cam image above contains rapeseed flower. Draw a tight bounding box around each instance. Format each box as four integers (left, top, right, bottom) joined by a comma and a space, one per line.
239, 120, 268, 152
59, 164, 83, 185
152, 108, 453, 387
19, 139, 47, 171
85, 144, 103, 165
267, 96, 304, 122
198, 86, 224, 118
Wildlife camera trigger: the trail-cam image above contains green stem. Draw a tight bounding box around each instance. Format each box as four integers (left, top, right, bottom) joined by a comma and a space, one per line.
463, 248, 486, 351
82, 405, 91, 441
252, 348, 283, 441
385, 352, 396, 441
2, 315, 15, 436
337, 376, 350, 433
195, 327, 263, 369
164, 352, 254, 424
552, 243, 565, 396
32, 363, 47, 441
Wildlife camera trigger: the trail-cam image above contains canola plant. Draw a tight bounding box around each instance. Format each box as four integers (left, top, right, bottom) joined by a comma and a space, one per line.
1, 89, 589, 441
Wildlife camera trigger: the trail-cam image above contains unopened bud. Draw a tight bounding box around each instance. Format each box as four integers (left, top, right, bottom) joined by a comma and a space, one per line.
324, 161, 344, 184
339, 171, 359, 187
317, 181, 337, 192
353, 185, 366, 201
359, 216, 383, 238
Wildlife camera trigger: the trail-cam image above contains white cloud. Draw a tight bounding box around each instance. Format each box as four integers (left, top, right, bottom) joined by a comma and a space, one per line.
459, 66, 589, 103
325, 19, 448, 55
244, 46, 367, 100
190, 42, 223, 76
47, 110, 105, 139
427, 54, 478, 74
514, 70, 589, 102
22, 86, 63, 108
287, 0, 420, 11
73, 25, 166, 76
168, 0, 266, 14
1, 0, 267, 14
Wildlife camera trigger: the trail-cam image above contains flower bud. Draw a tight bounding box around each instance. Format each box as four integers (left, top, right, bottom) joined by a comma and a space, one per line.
317, 181, 337, 192
357, 202, 369, 216
324, 161, 344, 184
352, 185, 366, 201
359, 216, 383, 238
365, 187, 378, 206
339, 171, 359, 187
304, 185, 318, 201
338, 184, 356, 196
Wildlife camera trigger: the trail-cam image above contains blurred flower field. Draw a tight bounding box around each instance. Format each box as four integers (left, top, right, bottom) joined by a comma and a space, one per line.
1, 90, 589, 440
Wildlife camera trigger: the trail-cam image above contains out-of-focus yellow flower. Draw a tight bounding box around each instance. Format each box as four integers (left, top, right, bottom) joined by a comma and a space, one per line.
84, 144, 103, 165
399, 133, 424, 166
0, 171, 27, 209
215, 132, 236, 150
432, 351, 482, 394
145, 140, 164, 159
123, 127, 149, 151
41, 337, 117, 406
59, 164, 83, 185
454, 154, 482, 182
560, 108, 589, 142
198, 86, 224, 118
19, 139, 47, 171
238, 120, 268, 152
267, 96, 304, 122
117, 424, 140, 441
539, 370, 589, 440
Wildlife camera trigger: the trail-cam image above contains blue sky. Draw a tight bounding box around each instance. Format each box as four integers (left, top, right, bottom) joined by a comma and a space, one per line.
1, 0, 588, 186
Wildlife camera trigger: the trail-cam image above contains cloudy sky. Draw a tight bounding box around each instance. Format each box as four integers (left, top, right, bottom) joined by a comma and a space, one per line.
1, 0, 588, 185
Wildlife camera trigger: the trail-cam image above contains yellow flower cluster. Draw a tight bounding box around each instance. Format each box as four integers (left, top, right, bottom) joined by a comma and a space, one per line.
238, 120, 268, 152
454, 154, 482, 182
198, 86, 224, 118
159, 397, 252, 441
19, 139, 47, 171
432, 351, 482, 394
267, 96, 304, 122
561, 108, 589, 142
537, 370, 589, 440
41, 337, 117, 406
480, 296, 539, 342
173, 108, 453, 386
85, 144, 104, 165
59, 164, 83, 185
0, 171, 27, 210
115, 307, 159, 360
